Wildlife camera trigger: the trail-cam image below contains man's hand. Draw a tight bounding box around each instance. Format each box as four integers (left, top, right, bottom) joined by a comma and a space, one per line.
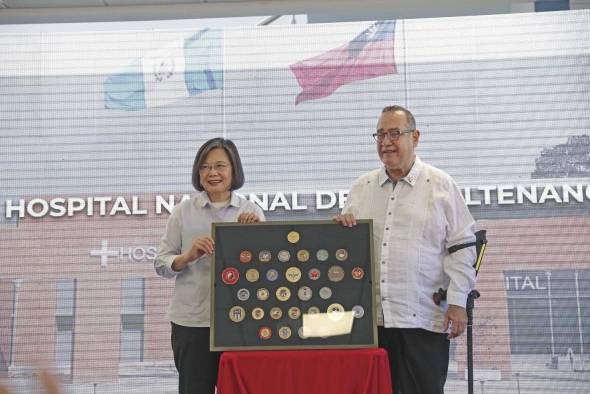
238, 212, 260, 224
444, 304, 468, 339
333, 213, 357, 227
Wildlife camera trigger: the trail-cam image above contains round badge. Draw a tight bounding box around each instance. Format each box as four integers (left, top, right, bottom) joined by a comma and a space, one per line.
245, 268, 260, 282
296, 249, 310, 262
287, 231, 300, 244
327, 303, 345, 320
276, 286, 291, 302
239, 250, 253, 263
258, 326, 272, 340
327, 303, 344, 313
278, 326, 292, 339
335, 248, 348, 261
351, 267, 365, 280
256, 287, 270, 301
298, 326, 307, 339
327, 265, 345, 282
228, 306, 246, 323
236, 288, 250, 301
277, 250, 291, 262
221, 268, 239, 285
265, 268, 279, 282
297, 286, 313, 301
352, 305, 365, 319
288, 306, 301, 320
270, 307, 283, 320
307, 306, 320, 315
319, 286, 332, 300
258, 250, 272, 263
316, 249, 329, 261
308, 268, 321, 281
252, 307, 265, 320
285, 266, 302, 283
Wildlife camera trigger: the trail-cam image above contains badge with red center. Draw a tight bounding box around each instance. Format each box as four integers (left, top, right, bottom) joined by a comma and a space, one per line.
258, 326, 272, 340
308, 268, 321, 281
351, 267, 365, 280
239, 250, 253, 263
221, 267, 239, 285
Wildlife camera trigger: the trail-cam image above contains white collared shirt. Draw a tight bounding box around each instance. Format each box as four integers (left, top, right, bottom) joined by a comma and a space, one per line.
342, 157, 476, 332
155, 191, 265, 327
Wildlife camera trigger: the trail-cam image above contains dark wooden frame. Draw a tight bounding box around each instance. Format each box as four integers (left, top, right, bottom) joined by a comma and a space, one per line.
210, 220, 377, 351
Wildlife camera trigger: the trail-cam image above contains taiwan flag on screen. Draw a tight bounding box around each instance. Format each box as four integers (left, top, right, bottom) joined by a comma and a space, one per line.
290, 20, 396, 105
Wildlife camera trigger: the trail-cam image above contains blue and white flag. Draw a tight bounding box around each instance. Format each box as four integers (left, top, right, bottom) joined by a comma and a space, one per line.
184, 28, 223, 96
104, 28, 223, 111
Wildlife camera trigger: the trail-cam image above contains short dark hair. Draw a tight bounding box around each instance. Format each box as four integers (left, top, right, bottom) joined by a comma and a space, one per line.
382, 105, 416, 130
192, 138, 245, 192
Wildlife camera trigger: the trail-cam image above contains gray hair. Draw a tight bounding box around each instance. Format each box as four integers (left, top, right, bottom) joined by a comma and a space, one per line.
382, 105, 416, 130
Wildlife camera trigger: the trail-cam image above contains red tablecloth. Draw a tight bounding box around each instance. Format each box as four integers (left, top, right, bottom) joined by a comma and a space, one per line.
217, 348, 393, 394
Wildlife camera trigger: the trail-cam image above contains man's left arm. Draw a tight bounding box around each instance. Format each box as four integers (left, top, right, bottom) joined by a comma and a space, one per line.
442, 179, 477, 338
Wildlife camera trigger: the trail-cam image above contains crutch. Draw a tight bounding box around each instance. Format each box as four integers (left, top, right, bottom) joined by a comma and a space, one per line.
432, 230, 488, 394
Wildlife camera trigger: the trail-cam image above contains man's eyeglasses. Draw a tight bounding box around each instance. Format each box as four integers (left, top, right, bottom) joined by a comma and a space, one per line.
372, 129, 415, 142
199, 162, 231, 173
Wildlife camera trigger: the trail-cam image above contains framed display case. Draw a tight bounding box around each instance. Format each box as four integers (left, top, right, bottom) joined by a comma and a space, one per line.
210, 220, 377, 350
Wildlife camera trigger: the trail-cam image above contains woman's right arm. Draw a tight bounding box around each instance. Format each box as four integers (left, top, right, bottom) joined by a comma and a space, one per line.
171, 236, 214, 271
154, 208, 183, 278
154, 206, 215, 277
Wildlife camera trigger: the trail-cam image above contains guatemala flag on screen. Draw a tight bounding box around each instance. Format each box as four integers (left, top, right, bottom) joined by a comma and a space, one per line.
104, 28, 223, 111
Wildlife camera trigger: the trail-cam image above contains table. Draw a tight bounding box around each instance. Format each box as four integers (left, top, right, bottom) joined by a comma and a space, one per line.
217, 348, 393, 394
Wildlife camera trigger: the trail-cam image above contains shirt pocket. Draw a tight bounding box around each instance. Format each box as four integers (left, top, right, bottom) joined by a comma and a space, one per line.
390, 194, 427, 241
421, 191, 447, 247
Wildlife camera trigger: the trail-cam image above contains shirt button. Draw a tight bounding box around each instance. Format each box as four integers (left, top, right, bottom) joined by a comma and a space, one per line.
385, 227, 389, 231
390, 197, 395, 200
383, 243, 387, 246
412, 313, 416, 317
381, 280, 385, 283
381, 261, 385, 265
388, 212, 392, 215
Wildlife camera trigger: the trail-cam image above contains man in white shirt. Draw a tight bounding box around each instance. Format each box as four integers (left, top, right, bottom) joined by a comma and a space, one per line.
334, 105, 476, 394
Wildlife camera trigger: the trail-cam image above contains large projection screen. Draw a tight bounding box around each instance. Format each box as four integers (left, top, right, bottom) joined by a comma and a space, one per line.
1, 9, 589, 393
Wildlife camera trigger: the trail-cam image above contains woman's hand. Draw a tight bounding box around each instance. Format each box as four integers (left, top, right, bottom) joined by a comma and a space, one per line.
172, 236, 214, 271
238, 212, 260, 224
